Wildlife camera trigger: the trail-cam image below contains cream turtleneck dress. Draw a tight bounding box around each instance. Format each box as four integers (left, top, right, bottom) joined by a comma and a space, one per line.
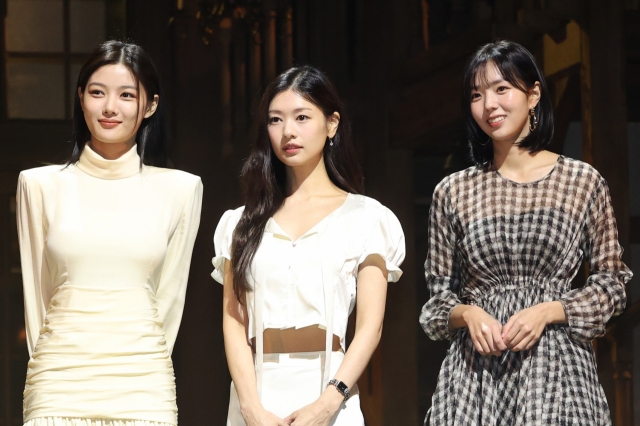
16, 144, 203, 426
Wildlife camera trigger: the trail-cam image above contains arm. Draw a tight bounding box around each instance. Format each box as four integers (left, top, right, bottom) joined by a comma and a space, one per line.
16, 172, 51, 356
419, 180, 505, 356
155, 178, 202, 354
222, 262, 287, 426
558, 179, 631, 343
284, 255, 388, 426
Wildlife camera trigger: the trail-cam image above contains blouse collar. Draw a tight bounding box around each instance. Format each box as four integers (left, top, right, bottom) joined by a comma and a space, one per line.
76, 143, 141, 180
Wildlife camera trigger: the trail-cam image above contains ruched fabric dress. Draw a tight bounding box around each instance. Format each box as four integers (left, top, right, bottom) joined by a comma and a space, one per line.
420, 156, 632, 425
17, 144, 203, 426
212, 194, 405, 425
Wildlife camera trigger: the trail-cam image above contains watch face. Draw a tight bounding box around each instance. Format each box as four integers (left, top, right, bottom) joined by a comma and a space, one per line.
336, 381, 348, 393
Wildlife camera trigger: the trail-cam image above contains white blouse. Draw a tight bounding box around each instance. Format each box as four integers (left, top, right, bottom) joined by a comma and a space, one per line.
17, 144, 202, 424
212, 193, 405, 391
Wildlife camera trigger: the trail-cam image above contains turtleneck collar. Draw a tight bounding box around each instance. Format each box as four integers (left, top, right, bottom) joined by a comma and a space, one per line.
76, 143, 142, 179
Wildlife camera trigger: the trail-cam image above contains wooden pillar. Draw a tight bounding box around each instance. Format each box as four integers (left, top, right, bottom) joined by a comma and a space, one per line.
220, 17, 233, 157
249, 21, 262, 110
581, 1, 632, 424
263, 0, 277, 82
232, 10, 248, 132
281, 5, 293, 69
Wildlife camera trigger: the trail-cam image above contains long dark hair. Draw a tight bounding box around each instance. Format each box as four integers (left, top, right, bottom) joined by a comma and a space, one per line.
231, 66, 364, 299
67, 40, 168, 167
462, 40, 554, 167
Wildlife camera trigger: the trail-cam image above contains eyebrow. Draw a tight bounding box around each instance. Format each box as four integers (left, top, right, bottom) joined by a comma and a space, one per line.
87, 82, 138, 90
268, 107, 313, 114
472, 78, 506, 90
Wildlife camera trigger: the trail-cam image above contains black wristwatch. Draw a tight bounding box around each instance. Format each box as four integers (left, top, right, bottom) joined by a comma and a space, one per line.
327, 379, 350, 401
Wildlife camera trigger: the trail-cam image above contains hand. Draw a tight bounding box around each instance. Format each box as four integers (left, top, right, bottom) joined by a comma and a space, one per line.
241, 403, 289, 426
462, 306, 507, 356
501, 302, 557, 351
283, 387, 344, 426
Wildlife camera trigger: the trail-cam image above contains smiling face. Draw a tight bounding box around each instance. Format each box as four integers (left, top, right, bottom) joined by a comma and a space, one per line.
79, 63, 158, 150
470, 61, 540, 145
267, 89, 339, 168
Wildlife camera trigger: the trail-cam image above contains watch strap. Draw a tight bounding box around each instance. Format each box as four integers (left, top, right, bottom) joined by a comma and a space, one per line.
327, 379, 350, 401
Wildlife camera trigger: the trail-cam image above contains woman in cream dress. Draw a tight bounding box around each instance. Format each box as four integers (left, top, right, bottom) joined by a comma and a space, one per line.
17, 41, 202, 426
212, 66, 405, 425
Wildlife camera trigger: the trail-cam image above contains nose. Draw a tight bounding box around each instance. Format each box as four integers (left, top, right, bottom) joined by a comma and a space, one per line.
103, 95, 117, 116
484, 91, 498, 111
282, 118, 296, 140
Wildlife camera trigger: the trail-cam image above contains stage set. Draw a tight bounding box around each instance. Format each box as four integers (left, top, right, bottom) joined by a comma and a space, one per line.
0, 0, 639, 425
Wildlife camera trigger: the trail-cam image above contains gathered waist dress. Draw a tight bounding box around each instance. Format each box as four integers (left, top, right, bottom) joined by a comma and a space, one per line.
420, 156, 632, 425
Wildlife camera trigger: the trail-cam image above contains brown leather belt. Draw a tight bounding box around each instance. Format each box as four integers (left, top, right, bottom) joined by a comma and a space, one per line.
251, 325, 342, 354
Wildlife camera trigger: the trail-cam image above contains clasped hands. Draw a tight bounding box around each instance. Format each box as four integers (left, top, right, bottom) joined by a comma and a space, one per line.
462, 301, 563, 356
243, 385, 344, 426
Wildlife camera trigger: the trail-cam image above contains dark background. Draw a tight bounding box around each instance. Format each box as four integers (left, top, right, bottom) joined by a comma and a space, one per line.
1, 1, 639, 425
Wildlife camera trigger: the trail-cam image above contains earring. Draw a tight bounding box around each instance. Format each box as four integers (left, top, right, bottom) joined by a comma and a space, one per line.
529, 107, 538, 132
329, 138, 334, 147
478, 135, 491, 146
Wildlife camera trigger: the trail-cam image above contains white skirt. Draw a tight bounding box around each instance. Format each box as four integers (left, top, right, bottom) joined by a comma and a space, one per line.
227, 351, 364, 425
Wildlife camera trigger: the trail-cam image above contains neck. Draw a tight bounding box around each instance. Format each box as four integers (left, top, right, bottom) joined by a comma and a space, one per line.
285, 154, 337, 197
89, 138, 136, 160
491, 123, 533, 170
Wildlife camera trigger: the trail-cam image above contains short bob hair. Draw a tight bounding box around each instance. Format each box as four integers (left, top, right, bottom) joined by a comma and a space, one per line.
68, 40, 168, 167
462, 40, 554, 167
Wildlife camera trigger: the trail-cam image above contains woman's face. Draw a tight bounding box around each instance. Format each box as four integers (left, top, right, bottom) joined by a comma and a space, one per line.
79, 63, 158, 148
470, 61, 540, 145
267, 89, 339, 168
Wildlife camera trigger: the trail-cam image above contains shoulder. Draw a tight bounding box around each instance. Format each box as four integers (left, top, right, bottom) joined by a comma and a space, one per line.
18, 165, 68, 193
19, 164, 67, 183
557, 156, 604, 182
344, 194, 402, 228
434, 165, 483, 194
214, 206, 245, 240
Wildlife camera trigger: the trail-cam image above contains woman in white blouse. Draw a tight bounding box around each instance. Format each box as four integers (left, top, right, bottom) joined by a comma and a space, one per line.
17, 41, 202, 426
212, 66, 405, 426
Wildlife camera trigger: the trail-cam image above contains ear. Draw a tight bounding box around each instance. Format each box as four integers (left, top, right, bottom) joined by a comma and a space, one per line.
77, 87, 84, 110
528, 82, 541, 109
327, 111, 341, 138
144, 94, 160, 119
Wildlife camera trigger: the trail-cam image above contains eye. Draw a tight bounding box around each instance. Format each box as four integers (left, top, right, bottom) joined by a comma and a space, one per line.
89, 89, 104, 96
268, 116, 282, 124
496, 86, 509, 93
470, 92, 481, 101
121, 92, 137, 99
297, 115, 309, 121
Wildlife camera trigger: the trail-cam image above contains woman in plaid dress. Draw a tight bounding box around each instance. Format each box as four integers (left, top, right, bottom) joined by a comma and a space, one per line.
420, 40, 632, 425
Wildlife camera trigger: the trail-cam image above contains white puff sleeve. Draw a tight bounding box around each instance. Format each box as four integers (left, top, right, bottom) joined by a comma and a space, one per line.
357, 206, 406, 282
211, 207, 244, 284
17, 171, 52, 356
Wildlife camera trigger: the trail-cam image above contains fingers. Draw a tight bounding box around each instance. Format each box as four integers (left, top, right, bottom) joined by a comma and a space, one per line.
491, 324, 507, 353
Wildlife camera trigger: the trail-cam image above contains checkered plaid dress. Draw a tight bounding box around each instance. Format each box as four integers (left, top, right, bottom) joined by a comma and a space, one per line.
419, 156, 632, 425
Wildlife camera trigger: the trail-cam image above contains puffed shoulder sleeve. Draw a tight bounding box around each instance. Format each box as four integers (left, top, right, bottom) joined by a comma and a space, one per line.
17, 171, 51, 356
357, 205, 406, 282
211, 207, 244, 284
155, 176, 203, 355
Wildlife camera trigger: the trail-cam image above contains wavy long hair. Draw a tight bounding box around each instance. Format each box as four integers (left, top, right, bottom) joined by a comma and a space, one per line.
231, 66, 364, 299
67, 40, 168, 167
